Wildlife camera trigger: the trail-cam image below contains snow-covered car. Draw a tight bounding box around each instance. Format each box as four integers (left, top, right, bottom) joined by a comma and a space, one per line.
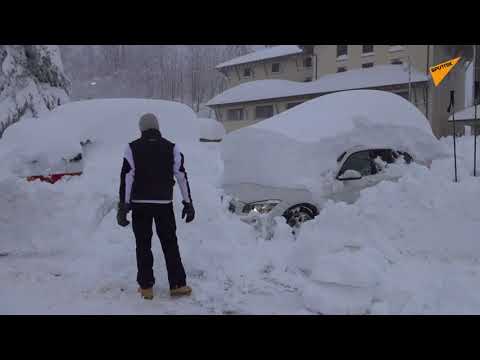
197, 117, 225, 142
221, 90, 448, 229
0, 99, 200, 184
0, 116, 86, 183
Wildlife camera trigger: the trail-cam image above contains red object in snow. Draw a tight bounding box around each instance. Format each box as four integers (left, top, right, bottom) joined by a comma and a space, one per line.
27, 172, 82, 184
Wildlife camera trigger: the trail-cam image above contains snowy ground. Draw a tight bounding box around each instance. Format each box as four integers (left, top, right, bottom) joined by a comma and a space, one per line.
2, 131, 480, 314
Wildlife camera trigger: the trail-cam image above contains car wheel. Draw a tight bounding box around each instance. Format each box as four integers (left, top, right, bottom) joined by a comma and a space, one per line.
284, 205, 315, 229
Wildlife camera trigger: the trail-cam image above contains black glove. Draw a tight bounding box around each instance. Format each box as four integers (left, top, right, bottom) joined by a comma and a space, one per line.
181, 201, 195, 223
117, 202, 131, 227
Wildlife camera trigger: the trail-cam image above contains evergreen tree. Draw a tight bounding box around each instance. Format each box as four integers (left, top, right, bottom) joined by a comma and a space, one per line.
0, 45, 70, 138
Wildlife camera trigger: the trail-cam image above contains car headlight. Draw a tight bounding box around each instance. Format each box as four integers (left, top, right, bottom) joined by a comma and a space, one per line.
242, 200, 281, 214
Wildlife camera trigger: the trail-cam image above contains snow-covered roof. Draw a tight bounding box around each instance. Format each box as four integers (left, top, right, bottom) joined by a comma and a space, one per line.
216, 45, 303, 69
207, 65, 429, 107
448, 105, 480, 121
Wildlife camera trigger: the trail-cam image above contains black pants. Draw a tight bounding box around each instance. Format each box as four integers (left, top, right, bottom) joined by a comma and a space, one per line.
131, 202, 186, 290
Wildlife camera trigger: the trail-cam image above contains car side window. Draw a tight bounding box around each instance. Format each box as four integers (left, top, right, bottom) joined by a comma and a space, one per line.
339, 150, 375, 177
371, 149, 395, 164
69, 153, 83, 163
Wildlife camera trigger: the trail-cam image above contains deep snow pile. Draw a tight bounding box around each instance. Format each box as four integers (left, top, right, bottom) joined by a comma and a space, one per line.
0, 98, 200, 255
291, 134, 480, 314
0, 141, 308, 314
2, 95, 480, 314
2, 135, 480, 314
221, 90, 449, 190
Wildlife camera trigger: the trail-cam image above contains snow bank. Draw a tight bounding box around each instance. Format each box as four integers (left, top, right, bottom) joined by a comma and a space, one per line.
287, 137, 480, 314
198, 118, 225, 141
4, 92, 480, 314
221, 90, 447, 190
0, 141, 282, 314
216, 45, 302, 69
0, 98, 199, 179
207, 65, 428, 106
3, 125, 480, 313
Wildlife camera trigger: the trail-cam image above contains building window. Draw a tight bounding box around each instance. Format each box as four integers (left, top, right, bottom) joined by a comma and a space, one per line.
287, 102, 303, 110
255, 105, 274, 119
337, 45, 348, 58
303, 57, 312, 68
304, 77, 312, 82
362, 62, 374, 69
397, 92, 409, 100
227, 108, 244, 121
391, 59, 403, 65
243, 68, 251, 77
271, 63, 280, 73
337, 66, 347, 73
362, 45, 374, 54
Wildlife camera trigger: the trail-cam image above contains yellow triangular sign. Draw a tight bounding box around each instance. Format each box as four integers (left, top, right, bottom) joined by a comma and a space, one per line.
429, 57, 461, 87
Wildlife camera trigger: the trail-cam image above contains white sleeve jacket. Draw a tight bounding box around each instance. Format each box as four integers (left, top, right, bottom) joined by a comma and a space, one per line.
119, 144, 192, 205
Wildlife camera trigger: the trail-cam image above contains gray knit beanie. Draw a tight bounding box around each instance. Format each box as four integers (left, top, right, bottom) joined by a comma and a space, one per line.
139, 113, 159, 132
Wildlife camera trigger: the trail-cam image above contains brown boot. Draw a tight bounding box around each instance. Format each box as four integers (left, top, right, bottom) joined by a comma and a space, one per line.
138, 287, 154, 300
170, 285, 192, 297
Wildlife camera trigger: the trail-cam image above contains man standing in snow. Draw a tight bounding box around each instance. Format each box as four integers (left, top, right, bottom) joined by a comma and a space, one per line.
116, 113, 195, 300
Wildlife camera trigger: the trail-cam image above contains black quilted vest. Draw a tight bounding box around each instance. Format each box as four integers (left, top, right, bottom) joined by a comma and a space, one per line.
129, 129, 175, 201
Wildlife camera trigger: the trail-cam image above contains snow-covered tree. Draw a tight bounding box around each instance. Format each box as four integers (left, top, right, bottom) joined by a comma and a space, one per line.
58, 45, 253, 111
0, 45, 70, 138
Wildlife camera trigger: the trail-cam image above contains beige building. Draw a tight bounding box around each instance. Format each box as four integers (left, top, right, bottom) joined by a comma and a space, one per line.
208, 45, 477, 138
207, 65, 429, 132
216, 45, 314, 88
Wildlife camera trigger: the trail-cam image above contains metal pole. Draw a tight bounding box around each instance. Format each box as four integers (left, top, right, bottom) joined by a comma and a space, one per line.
426, 45, 430, 121
454, 115, 458, 183
408, 56, 412, 103
473, 48, 477, 176
451, 90, 458, 182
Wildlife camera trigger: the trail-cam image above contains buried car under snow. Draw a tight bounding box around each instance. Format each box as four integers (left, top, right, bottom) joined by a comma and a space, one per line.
0, 99, 200, 184
221, 90, 449, 229
0, 117, 86, 183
